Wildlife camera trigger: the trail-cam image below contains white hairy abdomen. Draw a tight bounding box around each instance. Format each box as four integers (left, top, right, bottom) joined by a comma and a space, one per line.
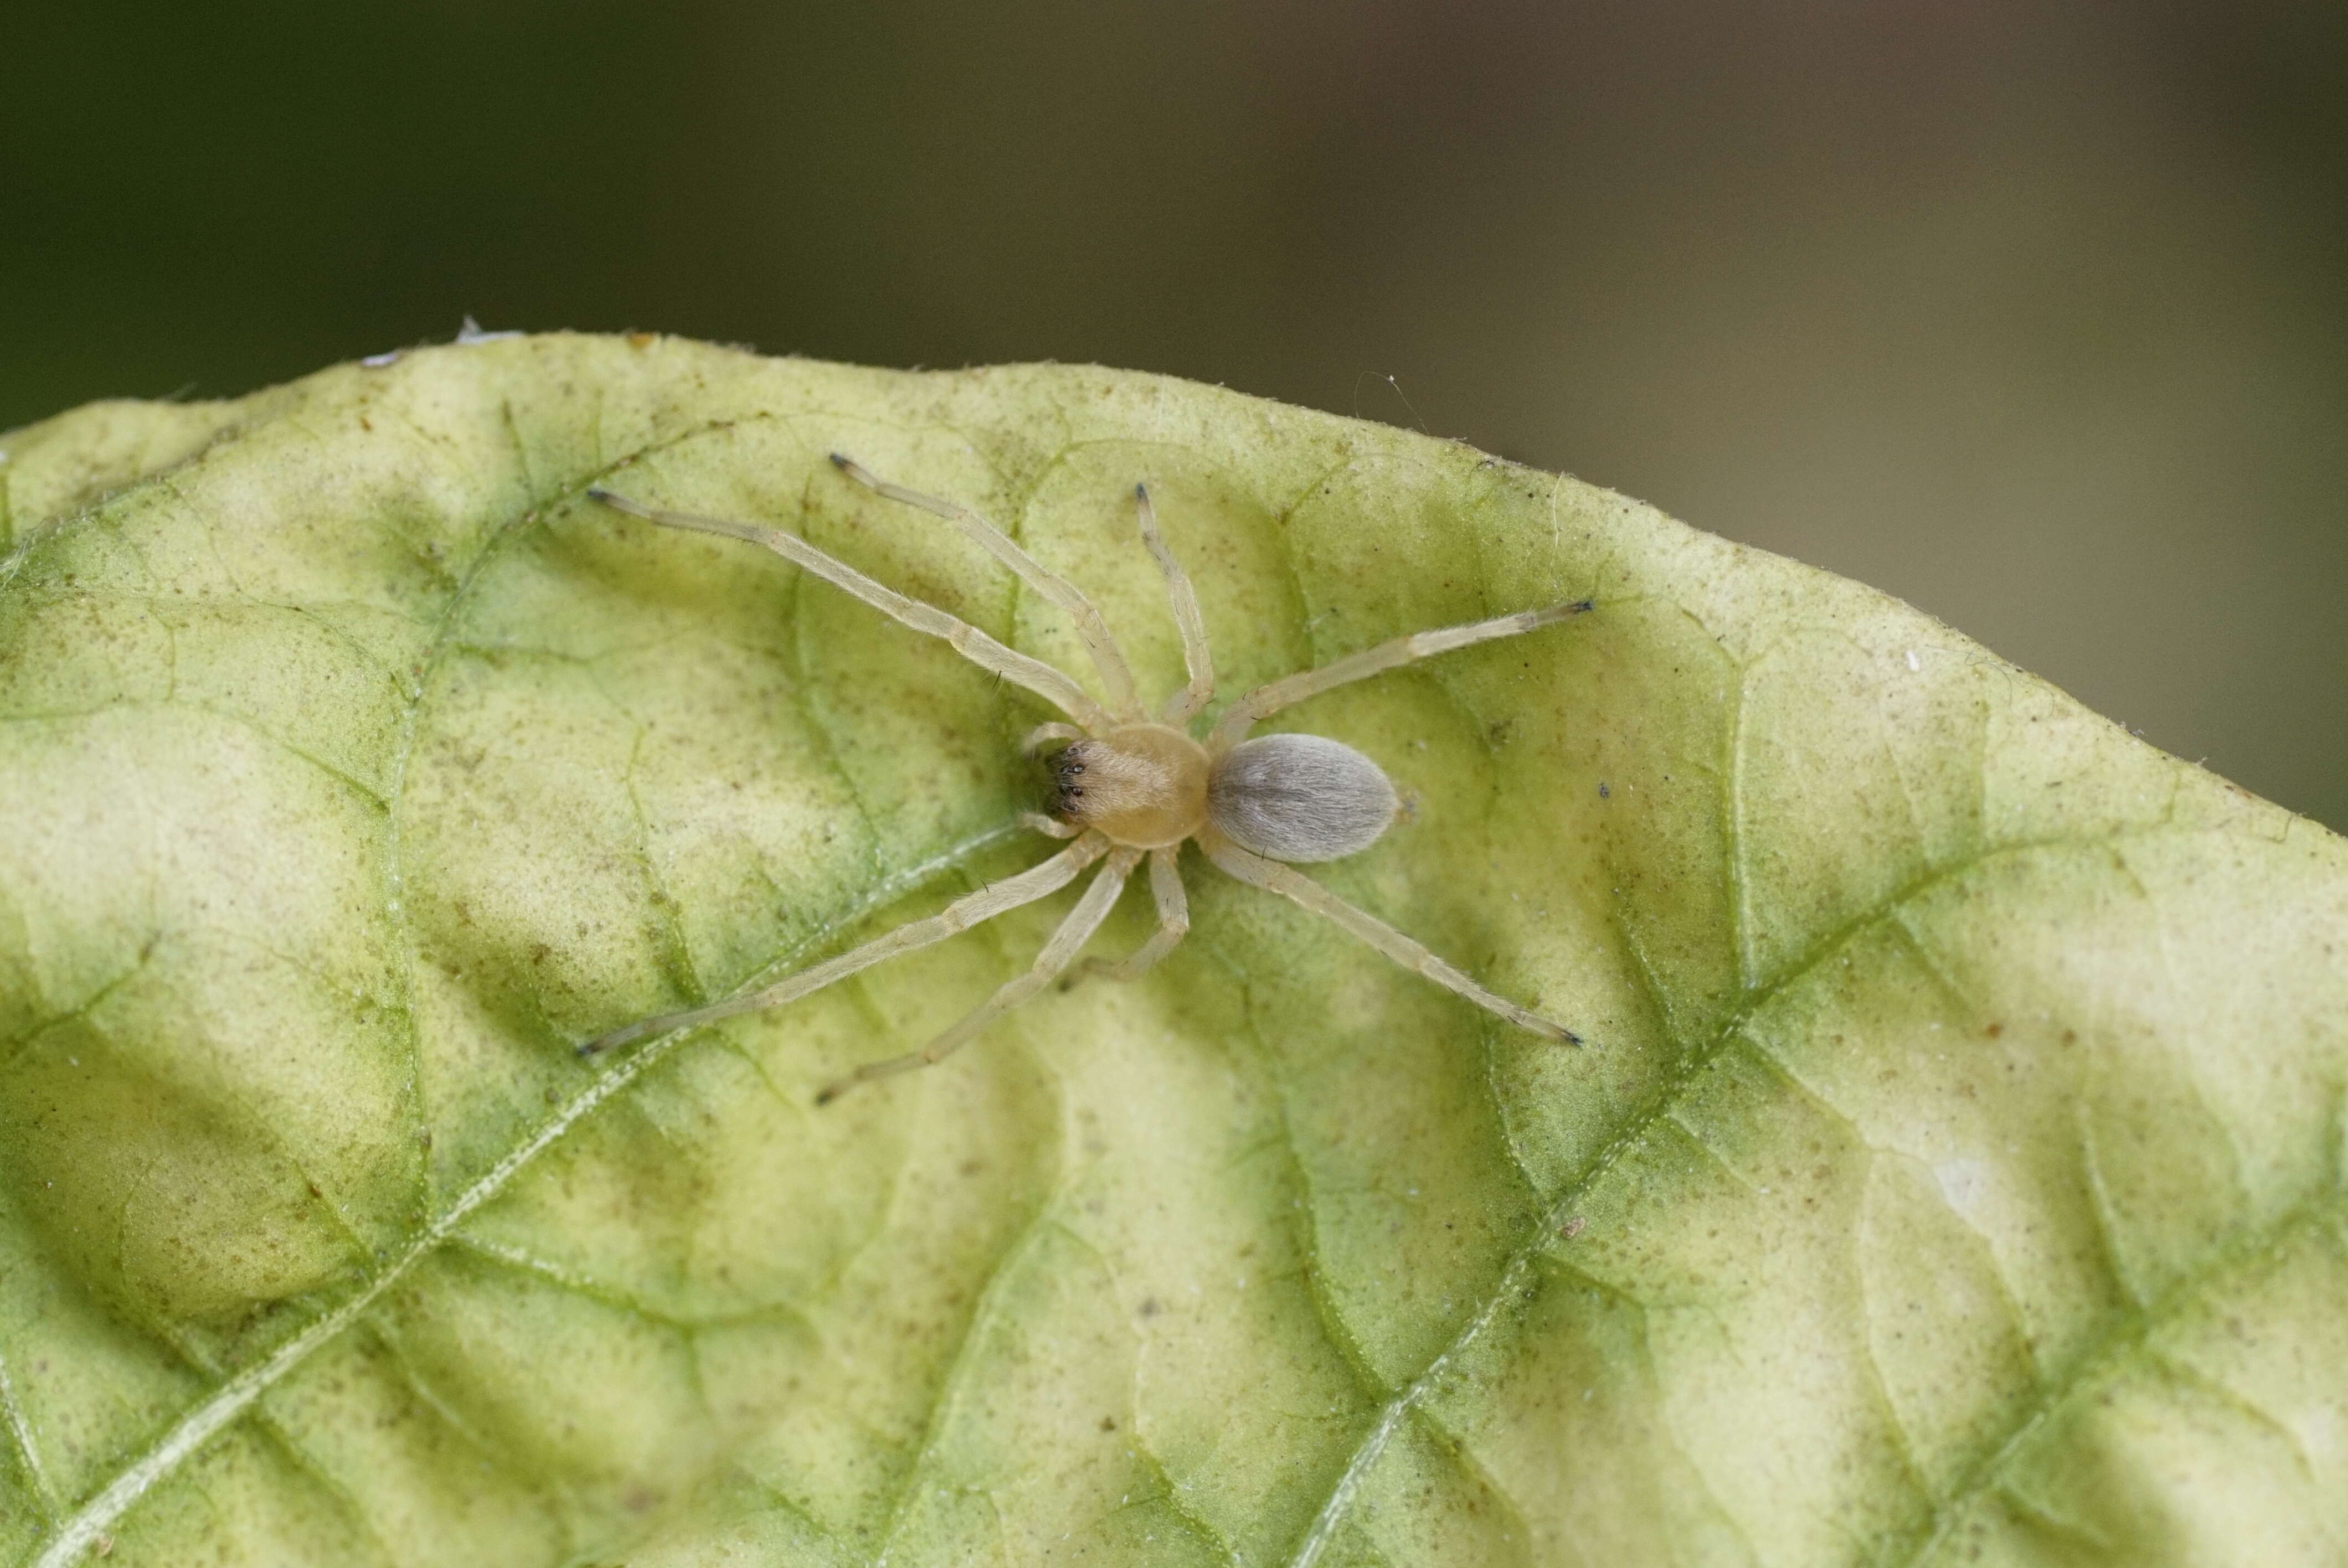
1207, 733, 1399, 862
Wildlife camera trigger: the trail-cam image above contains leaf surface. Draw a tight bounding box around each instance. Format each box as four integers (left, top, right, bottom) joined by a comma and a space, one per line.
1, 337, 2342, 1567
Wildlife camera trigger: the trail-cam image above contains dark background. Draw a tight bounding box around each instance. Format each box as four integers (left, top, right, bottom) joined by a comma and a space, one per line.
6, 1, 2342, 828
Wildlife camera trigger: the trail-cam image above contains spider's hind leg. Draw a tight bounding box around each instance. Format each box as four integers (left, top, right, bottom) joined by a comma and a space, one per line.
1199, 832, 1582, 1045
1208, 597, 1593, 750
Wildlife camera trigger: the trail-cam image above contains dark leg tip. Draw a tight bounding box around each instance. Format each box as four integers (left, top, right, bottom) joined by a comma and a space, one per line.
812, 1085, 841, 1107
826, 452, 850, 469
585, 486, 615, 504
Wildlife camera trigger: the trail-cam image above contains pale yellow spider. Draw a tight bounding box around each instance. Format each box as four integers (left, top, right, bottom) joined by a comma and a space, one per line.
580, 456, 1592, 1102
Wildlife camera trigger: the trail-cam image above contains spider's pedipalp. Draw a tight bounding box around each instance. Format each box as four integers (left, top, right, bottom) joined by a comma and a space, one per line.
1207, 596, 1594, 752
589, 488, 1113, 730
831, 453, 1145, 720
1199, 829, 1580, 1045
576, 832, 1111, 1059
817, 846, 1145, 1102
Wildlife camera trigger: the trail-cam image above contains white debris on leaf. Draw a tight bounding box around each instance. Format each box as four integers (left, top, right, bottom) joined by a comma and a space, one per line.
456, 315, 523, 344
1932, 1157, 1994, 1221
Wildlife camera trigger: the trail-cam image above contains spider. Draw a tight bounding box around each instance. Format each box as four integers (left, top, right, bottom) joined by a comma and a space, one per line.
578, 455, 1593, 1103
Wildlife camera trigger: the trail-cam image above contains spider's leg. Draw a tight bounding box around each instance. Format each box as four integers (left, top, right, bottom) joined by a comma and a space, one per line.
831, 454, 1145, 720
589, 488, 1113, 731
817, 847, 1144, 1102
576, 833, 1111, 1058
1199, 831, 1580, 1044
1207, 598, 1593, 751
1083, 844, 1190, 982
1023, 722, 1088, 755
1019, 811, 1084, 840
1132, 484, 1216, 724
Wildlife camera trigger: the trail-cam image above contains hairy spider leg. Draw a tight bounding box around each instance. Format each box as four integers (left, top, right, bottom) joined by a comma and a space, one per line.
576, 832, 1112, 1058
587, 488, 1114, 731
1208, 598, 1595, 752
1132, 484, 1216, 724
817, 845, 1146, 1102
1200, 829, 1581, 1044
831, 453, 1145, 721
1084, 844, 1190, 981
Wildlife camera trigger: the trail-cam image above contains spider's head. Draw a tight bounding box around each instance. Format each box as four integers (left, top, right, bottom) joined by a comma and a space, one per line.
1044, 740, 1170, 825
1044, 737, 1181, 826
1040, 726, 1212, 848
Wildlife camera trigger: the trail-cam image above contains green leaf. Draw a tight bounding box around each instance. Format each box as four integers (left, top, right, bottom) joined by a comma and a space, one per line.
2, 336, 2343, 1567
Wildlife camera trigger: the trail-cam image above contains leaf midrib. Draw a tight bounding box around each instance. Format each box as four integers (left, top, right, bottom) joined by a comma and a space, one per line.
21, 399, 1043, 1566
27, 816, 1022, 1568
1283, 819, 2202, 1567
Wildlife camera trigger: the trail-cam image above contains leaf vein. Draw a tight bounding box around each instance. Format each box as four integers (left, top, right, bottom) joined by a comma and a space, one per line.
25, 818, 1022, 1568
1895, 1177, 2348, 1566
1285, 821, 2205, 1566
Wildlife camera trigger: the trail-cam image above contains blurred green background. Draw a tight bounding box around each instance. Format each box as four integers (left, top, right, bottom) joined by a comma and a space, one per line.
5, 1, 2342, 828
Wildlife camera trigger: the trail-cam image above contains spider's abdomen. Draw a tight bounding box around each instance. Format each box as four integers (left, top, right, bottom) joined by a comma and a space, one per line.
1207, 733, 1399, 863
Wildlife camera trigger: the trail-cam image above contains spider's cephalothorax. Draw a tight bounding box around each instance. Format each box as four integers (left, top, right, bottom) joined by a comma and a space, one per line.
1046, 728, 1208, 848
582, 457, 1595, 1102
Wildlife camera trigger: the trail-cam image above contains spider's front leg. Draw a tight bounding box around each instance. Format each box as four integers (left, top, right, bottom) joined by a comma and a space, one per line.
575, 833, 1112, 1060
817, 847, 1145, 1102
1132, 484, 1216, 724
831, 454, 1149, 723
